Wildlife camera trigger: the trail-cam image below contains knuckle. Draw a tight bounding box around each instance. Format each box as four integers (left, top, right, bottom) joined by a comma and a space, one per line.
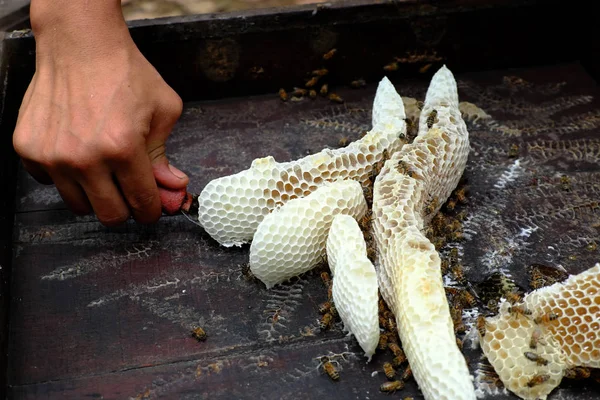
128, 190, 158, 213
100, 134, 137, 162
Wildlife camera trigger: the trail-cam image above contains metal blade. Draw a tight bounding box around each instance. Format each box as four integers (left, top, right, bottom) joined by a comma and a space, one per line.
181, 193, 202, 227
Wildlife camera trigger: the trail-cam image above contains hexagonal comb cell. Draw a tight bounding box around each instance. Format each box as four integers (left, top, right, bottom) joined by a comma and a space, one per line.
480, 264, 600, 399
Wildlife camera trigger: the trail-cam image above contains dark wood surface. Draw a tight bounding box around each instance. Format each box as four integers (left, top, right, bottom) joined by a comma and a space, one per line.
7, 63, 600, 399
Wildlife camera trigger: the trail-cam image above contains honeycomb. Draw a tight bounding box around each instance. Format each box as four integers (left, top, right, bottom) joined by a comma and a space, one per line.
327, 215, 379, 360
196, 77, 407, 247
249, 180, 367, 288
326, 214, 367, 276
371, 66, 475, 399
480, 263, 600, 400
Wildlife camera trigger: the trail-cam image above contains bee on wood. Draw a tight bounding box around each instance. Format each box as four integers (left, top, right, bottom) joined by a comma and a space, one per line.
459, 290, 477, 308
388, 342, 403, 357
431, 214, 446, 234
191, 327, 207, 341
318, 301, 331, 314
383, 362, 396, 380
323, 48, 337, 60
320, 313, 333, 330
425, 198, 439, 216
312, 68, 329, 76
527, 374, 550, 387
321, 271, 331, 287
508, 305, 532, 317
426, 109, 438, 129
292, 87, 308, 97
400, 365, 413, 381
524, 351, 549, 366
383, 62, 399, 72
278, 88, 288, 101
508, 143, 520, 158
380, 380, 404, 393
564, 366, 591, 380
306, 76, 320, 88
350, 79, 366, 88
321, 358, 339, 380
338, 137, 350, 147
309, 89, 317, 99
320, 83, 329, 96
534, 312, 559, 325
560, 175, 571, 191
476, 315, 487, 338
530, 326, 542, 349
451, 264, 467, 285
328, 93, 344, 104
378, 332, 389, 350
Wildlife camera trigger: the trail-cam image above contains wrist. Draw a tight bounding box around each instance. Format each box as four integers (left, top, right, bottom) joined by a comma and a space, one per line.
31, 0, 134, 64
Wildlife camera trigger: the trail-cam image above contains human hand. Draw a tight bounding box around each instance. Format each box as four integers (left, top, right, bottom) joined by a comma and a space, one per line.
13, 0, 188, 226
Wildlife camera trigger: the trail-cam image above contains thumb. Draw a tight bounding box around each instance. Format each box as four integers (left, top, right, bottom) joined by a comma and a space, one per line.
149, 144, 189, 190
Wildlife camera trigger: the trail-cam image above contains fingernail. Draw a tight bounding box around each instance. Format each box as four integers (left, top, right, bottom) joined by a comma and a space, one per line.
169, 164, 188, 179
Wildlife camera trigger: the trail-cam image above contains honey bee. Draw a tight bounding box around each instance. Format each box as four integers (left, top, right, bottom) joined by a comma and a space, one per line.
564, 366, 591, 380
445, 198, 457, 211
534, 312, 559, 325
425, 198, 439, 216
454, 186, 468, 204
363, 185, 373, 206
476, 315, 487, 338
318, 301, 331, 314
508, 305, 532, 317
291, 87, 308, 96
451, 264, 467, 285
560, 175, 571, 191
366, 244, 378, 261
338, 137, 350, 147
191, 327, 207, 341
321, 271, 331, 287
383, 362, 396, 380
529, 326, 542, 349
241, 263, 257, 281
327, 285, 333, 301
527, 374, 550, 387
383, 62, 399, 72
387, 316, 397, 333
320, 313, 333, 330
350, 79, 366, 88
459, 290, 477, 308
419, 63, 433, 74
426, 109, 438, 129
378, 332, 389, 350
306, 76, 320, 88
505, 291, 522, 305
309, 89, 317, 99
388, 342, 403, 357
400, 365, 413, 381
378, 297, 387, 313
312, 68, 329, 76
320, 83, 329, 96
392, 352, 407, 367
278, 88, 288, 101
456, 338, 463, 351
322, 358, 339, 380
329, 303, 338, 318
379, 315, 388, 328
524, 351, 549, 366
508, 143, 519, 158
323, 48, 337, 60
328, 93, 344, 104
396, 160, 414, 176
380, 380, 404, 393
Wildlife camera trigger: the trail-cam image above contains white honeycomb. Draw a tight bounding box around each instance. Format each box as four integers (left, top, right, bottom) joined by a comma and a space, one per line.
249, 180, 367, 288
326, 214, 367, 276
327, 215, 379, 360
371, 66, 475, 400
196, 77, 406, 247
480, 263, 600, 400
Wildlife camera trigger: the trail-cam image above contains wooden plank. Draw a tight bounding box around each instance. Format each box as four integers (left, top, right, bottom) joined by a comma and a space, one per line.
7, 64, 600, 399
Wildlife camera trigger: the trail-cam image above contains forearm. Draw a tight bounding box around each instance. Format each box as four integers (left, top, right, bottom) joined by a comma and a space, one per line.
30, 0, 133, 64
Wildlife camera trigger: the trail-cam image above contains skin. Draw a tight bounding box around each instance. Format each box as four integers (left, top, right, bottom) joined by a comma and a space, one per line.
13, 0, 189, 226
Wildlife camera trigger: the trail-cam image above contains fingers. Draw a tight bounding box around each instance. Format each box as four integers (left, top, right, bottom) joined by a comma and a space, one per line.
21, 159, 53, 185
52, 175, 92, 215
80, 171, 131, 227
112, 148, 162, 224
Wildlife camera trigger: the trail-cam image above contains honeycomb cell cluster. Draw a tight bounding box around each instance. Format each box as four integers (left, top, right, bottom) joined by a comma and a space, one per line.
480, 264, 600, 400
371, 66, 475, 399
249, 180, 367, 288
327, 215, 379, 360
196, 77, 406, 247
